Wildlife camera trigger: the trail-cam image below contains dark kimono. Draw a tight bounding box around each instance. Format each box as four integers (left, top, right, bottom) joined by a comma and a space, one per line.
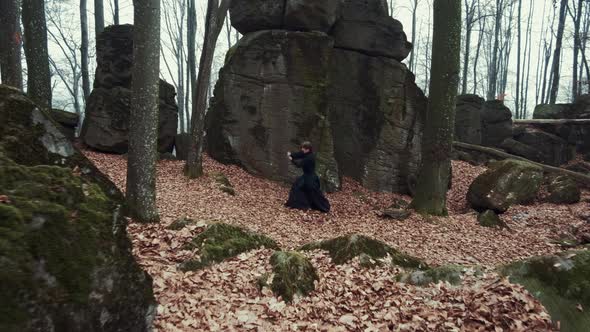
285, 151, 331, 213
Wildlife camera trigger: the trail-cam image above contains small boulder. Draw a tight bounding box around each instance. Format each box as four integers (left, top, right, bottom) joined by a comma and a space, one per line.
467, 159, 543, 213
514, 128, 573, 166
300, 234, 427, 269
211, 172, 235, 196
380, 208, 411, 221
268, 251, 318, 302
180, 223, 278, 271
501, 250, 590, 332
477, 210, 508, 228
547, 176, 581, 204
396, 265, 467, 286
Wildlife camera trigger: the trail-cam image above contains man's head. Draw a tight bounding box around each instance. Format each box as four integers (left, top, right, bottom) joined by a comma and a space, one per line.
300, 141, 313, 154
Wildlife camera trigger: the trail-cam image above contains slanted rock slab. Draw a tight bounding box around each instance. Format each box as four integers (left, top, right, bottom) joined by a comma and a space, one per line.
467, 159, 543, 213
180, 223, 279, 271
300, 234, 427, 269
268, 251, 318, 302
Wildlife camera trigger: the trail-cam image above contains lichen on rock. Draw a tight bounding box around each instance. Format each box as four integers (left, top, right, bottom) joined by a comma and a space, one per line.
500, 250, 590, 332
181, 223, 279, 271
267, 251, 318, 302
300, 234, 427, 269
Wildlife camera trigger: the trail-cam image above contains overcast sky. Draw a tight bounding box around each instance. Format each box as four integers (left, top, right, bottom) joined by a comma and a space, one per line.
46, 0, 584, 118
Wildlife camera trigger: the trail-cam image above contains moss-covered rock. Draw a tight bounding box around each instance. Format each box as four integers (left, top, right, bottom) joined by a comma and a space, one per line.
396, 265, 470, 286
0, 85, 155, 332
547, 176, 581, 204
467, 159, 543, 213
477, 210, 508, 228
500, 250, 590, 332
211, 172, 236, 196
180, 223, 279, 270
268, 251, 318, 302
300, 234, 428, 269
166, 217, 203, 230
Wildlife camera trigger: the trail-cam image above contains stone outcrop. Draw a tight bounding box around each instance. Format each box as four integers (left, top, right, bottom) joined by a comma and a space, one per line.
481, 100, 513, 147
50, 109, 79, 140
81, 25, 178, 154
0, 85, 155, 332
207, 0, 424, 193
454, 94, 483, 145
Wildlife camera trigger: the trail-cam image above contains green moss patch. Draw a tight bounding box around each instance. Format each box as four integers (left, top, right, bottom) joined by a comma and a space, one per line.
268, 251, 318, 302
500, 250, 590, 332
300, 234, 428, 269
180, 223, 279, 271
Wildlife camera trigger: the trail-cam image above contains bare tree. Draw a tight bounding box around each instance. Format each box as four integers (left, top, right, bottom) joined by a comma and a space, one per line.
486, 0, 503, 100
113, 0, 120, 25
0, 0, 23, 89
126, 0, 161, 223
94, 0, 104, 38
22, 0, 52, 109
80, 0, 90, 99
410, 0, 461, 216
548, 0, 568, 104
515, 0, 522, 118
47, 2, 83, 115
185, 0, 231, 178
162, 0, 188, 133
568, 0, 584, 100
408, 0, 420, 72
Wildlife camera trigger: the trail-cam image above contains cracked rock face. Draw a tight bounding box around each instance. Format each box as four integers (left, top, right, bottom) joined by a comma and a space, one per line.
81, 24, 178, 154
206, 0, 424, 193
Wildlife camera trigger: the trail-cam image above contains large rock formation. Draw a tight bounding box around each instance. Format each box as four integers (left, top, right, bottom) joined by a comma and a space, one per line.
207, 0, 425, 193
454, 94, 484, 145
0, 85, 155, 331
81, 25, 178, 154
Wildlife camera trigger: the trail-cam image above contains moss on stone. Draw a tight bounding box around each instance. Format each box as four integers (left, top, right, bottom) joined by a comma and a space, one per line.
500, 250, 590, 332
269, 251, 318, 302
477, 210, 508, 228
166, 217, 198, 230
547, 176, 581, 204
467, 159, 543, 213
300, 234, 428, 269
180, 223, 279, 271
397, 265, 466, 286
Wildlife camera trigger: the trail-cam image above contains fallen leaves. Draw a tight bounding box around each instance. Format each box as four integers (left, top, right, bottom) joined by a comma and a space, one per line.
80, 149, 585, 331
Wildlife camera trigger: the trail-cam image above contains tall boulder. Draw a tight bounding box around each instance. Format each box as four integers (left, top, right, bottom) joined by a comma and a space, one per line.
208, 0, 424, 194
514, 128, 573, 166
454, 94, 484, 145
206, 31, 341, 192
81, 25, 178, 154
0, 85, 155, 332
481, 100, 513, 147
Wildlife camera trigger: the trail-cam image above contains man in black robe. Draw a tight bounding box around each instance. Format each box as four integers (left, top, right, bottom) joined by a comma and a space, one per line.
284, 142, 331, 213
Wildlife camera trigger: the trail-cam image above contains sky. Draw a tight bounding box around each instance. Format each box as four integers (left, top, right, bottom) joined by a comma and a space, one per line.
44, 0, 586, 119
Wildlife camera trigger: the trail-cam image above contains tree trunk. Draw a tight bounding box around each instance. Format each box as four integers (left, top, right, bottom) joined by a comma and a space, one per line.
113, 0, 120, 25
81, 0, 91, 99
185, 0, 230, 178
126, 0, 161, 223
94, 0, 104, 38
548, 0, 568, 104
522, 0, 534, 118
409, 0, 418, 72
0, 0, 23, 89
515, 0, 522, 118
410, 0, 461, 216
461, 1, 473, 95
22, 0, 52, 109
472, 0, 483, 95
571, 0, 583, 100
486, 0, 502, 101
187, 0, 196, 133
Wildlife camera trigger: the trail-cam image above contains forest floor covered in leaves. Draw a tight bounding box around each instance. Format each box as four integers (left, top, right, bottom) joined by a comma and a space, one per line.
84, 150, 589, 331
